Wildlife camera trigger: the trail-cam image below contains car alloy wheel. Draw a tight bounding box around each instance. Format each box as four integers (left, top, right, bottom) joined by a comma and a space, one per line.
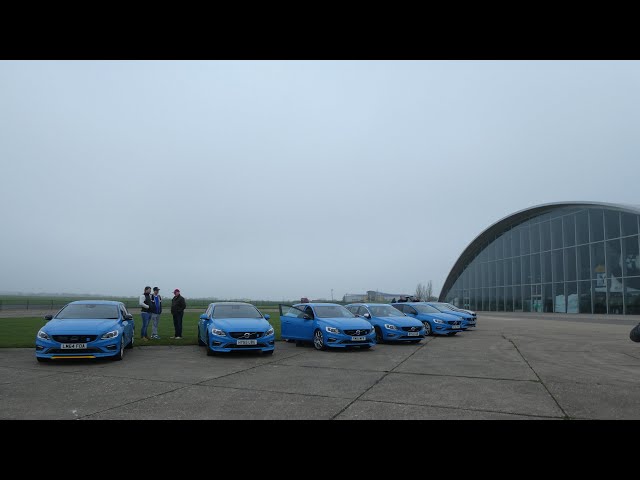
313, 329, 326, 351
375, 326, 384, 343
422, 321, 432, 336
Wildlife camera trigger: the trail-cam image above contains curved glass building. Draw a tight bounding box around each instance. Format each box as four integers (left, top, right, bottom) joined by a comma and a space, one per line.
439, 202, 640, 315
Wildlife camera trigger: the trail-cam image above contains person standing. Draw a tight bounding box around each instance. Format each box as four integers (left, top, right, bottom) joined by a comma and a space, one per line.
170, 288, 186, 339
150, 287, 162, 340
139, 286, 152, 341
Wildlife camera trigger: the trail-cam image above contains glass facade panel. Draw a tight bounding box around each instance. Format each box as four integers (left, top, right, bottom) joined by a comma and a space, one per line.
604, 210, 620, 240
565, 247, 577, 282
590, 209, 604, 242
563, 215, 576, 247
624, 277, 640, 314
623, 235, 640, 277
443, 206, 640, 316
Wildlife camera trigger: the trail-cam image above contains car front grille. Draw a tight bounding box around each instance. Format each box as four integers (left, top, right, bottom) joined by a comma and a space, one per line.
52, 335, 98, 342
229, 332, 263, 339
447, 320, 461, 326
224, 343, 266, 349
401, 326, 421, 332
47, 348, 102, 354
344, 329, 370, 335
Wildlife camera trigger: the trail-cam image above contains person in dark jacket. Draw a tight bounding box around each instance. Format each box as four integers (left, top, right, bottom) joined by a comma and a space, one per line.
138, 286, 152, 341
170, 288, 187, 339
150, 287, 162, 340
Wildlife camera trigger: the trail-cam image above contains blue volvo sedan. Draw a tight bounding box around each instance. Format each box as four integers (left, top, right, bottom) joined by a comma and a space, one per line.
345, 303, 425, 343
197, 302, 275, 355
35, 300, 135, 362
391, 302, 462, 336
426, 302, 477, 329
279, 303, 375, 350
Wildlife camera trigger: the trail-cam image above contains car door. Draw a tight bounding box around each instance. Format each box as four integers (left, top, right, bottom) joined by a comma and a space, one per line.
199, 305, 213, 341
279, 304, 307, 339
120, 304, 132, 344
403, 305, 418, 318
299, 306, 316, 340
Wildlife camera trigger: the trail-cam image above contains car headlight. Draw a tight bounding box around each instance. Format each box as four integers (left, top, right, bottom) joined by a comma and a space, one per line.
433, 318, 444, 324
384, 324, 398, 330
325, 326, 340, 334
211, 327, 226, 336
265, 326, 274, 336
37, 330, 50, 340
101, 330, 119, 339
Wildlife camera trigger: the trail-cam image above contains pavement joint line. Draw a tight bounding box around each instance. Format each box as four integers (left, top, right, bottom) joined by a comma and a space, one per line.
386, 370, 540, 383
191, 382, 355, 401
329, 334, 435, 420
503, 334, 570, 419
623, 352, 640, 361
339, 398, 566, 420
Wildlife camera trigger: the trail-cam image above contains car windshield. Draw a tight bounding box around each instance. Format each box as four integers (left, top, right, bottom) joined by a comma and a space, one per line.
314, 305, 356, 318
56, 304, 120, 319
212, 304, 262, 319
369, 305, 405, 317
413, 304, 441, 314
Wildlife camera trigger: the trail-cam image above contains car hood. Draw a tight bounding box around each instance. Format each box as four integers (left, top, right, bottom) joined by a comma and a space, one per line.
44, 318, 120, 333
441, 310, 472, 319
212, 318, 271, 331
320, 317, 373, 329
372, 316, 424, 327
416, 312, 461, 322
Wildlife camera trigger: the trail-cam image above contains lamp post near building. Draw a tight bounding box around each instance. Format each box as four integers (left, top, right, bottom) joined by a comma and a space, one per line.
331, 289, 334, 301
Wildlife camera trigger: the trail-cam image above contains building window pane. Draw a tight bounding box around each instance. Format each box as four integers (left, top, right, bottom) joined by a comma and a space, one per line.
578, 280, 592, 313
497, 259, 504, 286
542, 251, 552, 283
621, 212, 639, 237
540, 221, 551, 252
604, 210, 621, 240
543, 283, 553, 312
521, 255, 531, 285
590, 209, 604, 243
523, 285, 532, 312
512, 229, 520, 257
513, 286, 522, 311
495, 236, 503, 260
504, 258, 512, 286
590, 242, 606, 281
608, 278, 623, 315
551, 217, 563, 250
563, 215, 576, 247
521, 226, 530, 254
504, 231, 512, 258
552, 250, 564, 282
489, 288, 496, 311
487, 241, 495, 262
564, 247, 577, 282
566, 281, 578, 313
497, 287, 504, 311
592, 280, 607, 313
624, 277, 640, 314
512, 256, 521, 285
606, 239, 622, 279
623, 235, 640, 277
553, 283, 566, 312
530, 224, 540, 253
575, 210, 589, 245
489, 262, 495, 287
577, 244, 591, 280
531, 253, 541, 283
505, 286, 513, 311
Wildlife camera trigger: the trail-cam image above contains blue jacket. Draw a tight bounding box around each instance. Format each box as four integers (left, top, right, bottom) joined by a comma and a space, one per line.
150, 294, 162, 314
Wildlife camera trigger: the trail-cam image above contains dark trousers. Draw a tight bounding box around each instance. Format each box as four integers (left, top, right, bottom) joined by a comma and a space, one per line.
172, 311, 184, 337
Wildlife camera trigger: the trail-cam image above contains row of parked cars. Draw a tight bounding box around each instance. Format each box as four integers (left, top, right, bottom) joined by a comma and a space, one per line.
34, 300, 477, 361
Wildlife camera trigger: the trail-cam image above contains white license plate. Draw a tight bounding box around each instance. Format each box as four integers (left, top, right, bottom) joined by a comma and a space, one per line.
451, 325, 460, 329
237, 339, 257, 345
351, 336, 366, 341
408, 331, 420, 336
60, 343, 87, 349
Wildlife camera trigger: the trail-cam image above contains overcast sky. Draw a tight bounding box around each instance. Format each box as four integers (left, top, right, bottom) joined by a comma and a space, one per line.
1, 60, 639, 300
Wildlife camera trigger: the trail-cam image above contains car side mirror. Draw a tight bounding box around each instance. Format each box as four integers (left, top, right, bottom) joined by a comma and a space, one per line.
303, 314, 312, 320
200, 314, 208, 320
363, 313, 371, 319
44, 314, 53, 321
125, 314, 133, 320
264, 314, 270, 320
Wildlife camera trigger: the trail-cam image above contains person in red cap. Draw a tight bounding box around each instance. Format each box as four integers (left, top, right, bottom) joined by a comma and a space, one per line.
170, 289, 187, 339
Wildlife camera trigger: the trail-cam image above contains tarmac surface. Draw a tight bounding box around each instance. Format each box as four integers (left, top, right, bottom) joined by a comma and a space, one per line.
1, 313, 639, 419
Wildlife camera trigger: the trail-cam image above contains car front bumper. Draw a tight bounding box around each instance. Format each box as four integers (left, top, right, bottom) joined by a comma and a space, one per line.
35, 336, 122, 359
209, 333, 275, 353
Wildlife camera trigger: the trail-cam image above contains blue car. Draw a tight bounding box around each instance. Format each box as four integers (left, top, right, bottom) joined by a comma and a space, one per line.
35, 300, 135, 362
345, 303, 425, 343
198, 302, 275, 355
279, 303, 375, 351
426, 302, 477, 329
391, 302, 462, 336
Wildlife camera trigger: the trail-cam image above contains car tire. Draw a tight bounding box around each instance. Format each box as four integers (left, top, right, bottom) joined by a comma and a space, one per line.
313, 329, 327, 351
206, 333, 216, 356
36, 356, 49, 363
374, 326, 384, 344
125, 333, 134, 349
197, 329, 205, 346
111, 337, 125, 361
422, 321, 432, 336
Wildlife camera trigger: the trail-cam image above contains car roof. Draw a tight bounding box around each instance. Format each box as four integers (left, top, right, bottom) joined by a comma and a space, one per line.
346, 303, 392, 307
293, 303, 343, 307
69, 300, 122, 305
209, 302, 256, 307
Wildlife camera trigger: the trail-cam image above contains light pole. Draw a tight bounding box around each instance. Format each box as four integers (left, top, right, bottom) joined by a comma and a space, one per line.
331, 289, 334, 301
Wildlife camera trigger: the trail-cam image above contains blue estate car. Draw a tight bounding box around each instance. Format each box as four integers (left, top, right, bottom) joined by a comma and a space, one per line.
426, 302, 477, 328
391, 302, 462, 336
279, 303, 375, 351
35, 300, 135, 362
345, 303, 425, 343
198, 302, 275, 355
